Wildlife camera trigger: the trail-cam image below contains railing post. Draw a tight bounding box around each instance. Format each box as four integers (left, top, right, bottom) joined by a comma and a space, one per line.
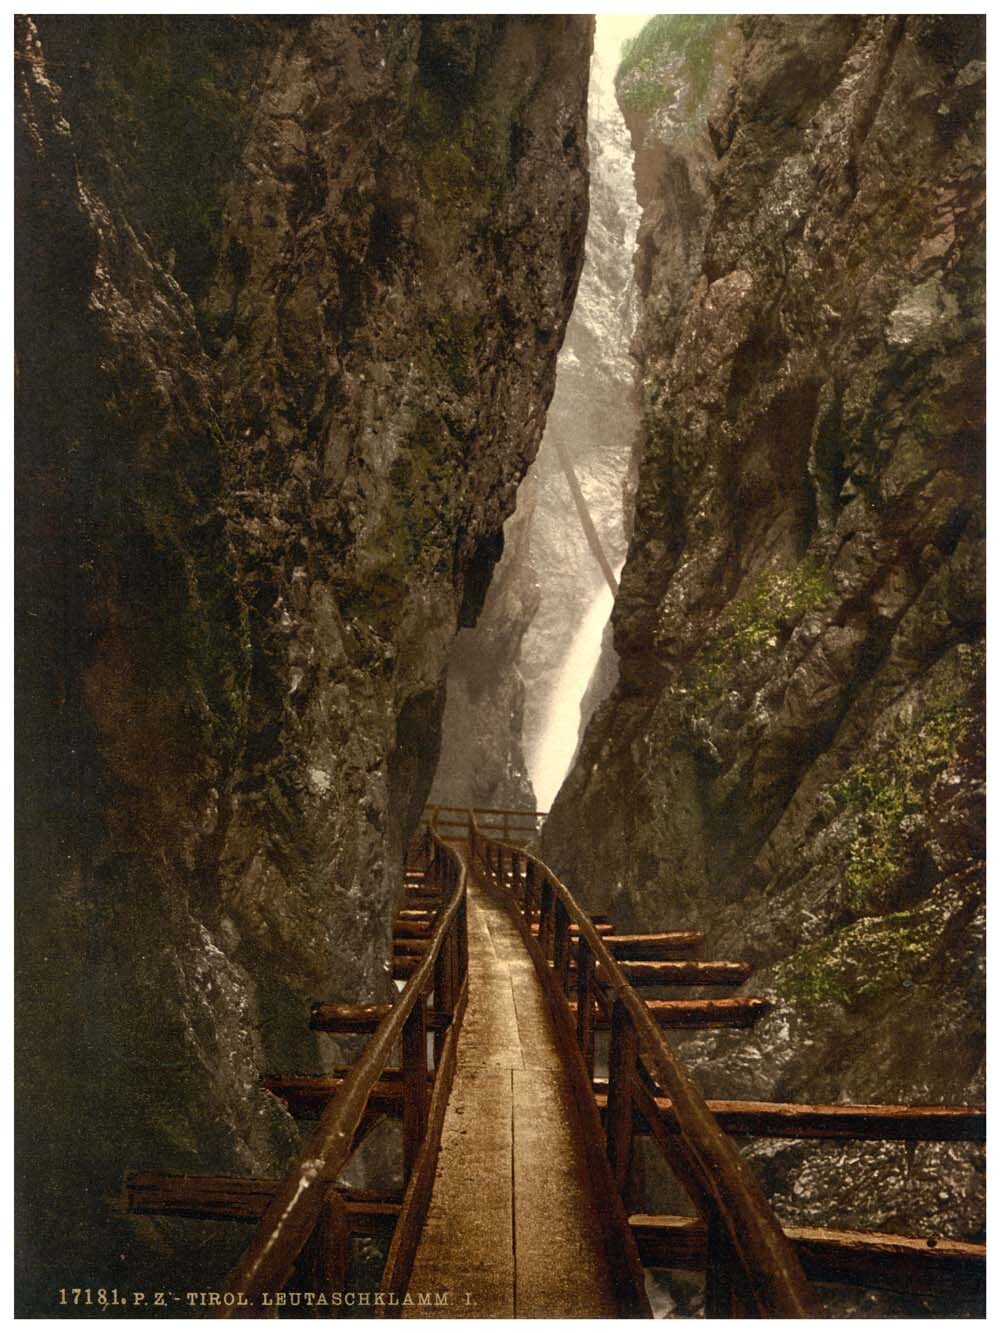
538, 877, 554, 959
553, 899, 571, 993
434, 920, 457, 1063
523, 860, 536, 928
456, 889, 468, 986
576, 935, 596, 1081
402, 996, 428, 1182
704, 1211, 756, 1318
606, 1000, 637, 1202
503, 810, 510, 844
298, 1187, 351, 1316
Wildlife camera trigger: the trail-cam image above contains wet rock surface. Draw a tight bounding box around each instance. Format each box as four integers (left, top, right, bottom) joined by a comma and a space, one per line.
16, 14, 590, 1312
542, 15, 984, 1315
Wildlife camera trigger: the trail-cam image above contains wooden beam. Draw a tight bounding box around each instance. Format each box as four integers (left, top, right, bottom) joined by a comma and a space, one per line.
270, 1072, 985, 1144
568, 960, 753, 986
263, 1074, 408, 1118
393, 921, 432, 938
309, 1004, 451, 1034
604, 932, 705, 959
125, 1173, 401, 1231
530, 921, 614, 938
393, 939, 428, 955
570, 997, 772, 1030
630, 1215, 986, 1299
615, 1096, 986, 1142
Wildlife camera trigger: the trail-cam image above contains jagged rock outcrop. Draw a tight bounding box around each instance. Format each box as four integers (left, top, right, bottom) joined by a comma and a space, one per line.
15, 14, 590, 1312
543, 15, 984, 1315
431, 53, 640, 810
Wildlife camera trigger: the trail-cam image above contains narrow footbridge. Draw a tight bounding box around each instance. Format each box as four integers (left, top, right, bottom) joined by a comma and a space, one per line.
128, 808, 985, 1317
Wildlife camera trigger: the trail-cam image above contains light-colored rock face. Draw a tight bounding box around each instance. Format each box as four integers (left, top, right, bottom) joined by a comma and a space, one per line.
431, 38, 641, 811
16, 14, 591, 1311
543, 14, 984, 1316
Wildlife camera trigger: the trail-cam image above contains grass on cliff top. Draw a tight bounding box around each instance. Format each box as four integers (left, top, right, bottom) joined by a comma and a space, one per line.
615, 15, 727, 115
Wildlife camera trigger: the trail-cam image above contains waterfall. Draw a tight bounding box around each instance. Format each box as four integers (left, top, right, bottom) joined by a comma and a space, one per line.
429, 13, 644, 814
521, 18, 644, 812
529, 576, 616, 810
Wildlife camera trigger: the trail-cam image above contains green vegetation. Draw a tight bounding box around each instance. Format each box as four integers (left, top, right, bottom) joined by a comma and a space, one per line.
776, 906, 940, 1011
409, 77, 512, 218
616, 15, 727, 116
686, 555, 832, 708
831, 689, 974, 909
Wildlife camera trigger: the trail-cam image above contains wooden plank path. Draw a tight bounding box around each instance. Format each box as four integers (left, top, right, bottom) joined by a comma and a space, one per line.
403, 869, 618, 1317
120, 812, 984, 1317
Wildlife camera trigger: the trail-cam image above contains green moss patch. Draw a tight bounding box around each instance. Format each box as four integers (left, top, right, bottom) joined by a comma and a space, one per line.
408, 76, 513, 218
775, 891, 963, 1012
773, 874, 981, 1007
831, 687, 974, 909
616, 15, 727, 116
685, 554, 833, 709
341, 411, 460, 635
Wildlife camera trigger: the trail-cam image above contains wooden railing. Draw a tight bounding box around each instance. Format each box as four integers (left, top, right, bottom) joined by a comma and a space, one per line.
426, 804, 545, 846
470, 814, 821, 1319
212, 824, 468, 1316
124, 805, 982, 1313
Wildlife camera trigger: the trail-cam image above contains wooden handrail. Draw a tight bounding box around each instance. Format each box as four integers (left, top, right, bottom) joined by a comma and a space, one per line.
470, 814, 820, 1319
216, 828, 466, 1314
430, 804, 549, 818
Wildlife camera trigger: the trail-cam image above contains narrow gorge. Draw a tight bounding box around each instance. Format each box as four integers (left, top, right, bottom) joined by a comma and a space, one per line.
16, 12, 985, 1320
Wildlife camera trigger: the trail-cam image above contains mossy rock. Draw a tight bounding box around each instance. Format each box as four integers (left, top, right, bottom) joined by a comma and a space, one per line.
616, 15, 728, 117
829, 671, 978, 911
682, 553, 834, 713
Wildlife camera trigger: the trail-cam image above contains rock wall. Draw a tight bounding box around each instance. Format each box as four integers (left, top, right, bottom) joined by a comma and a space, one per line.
15, 14, 590, 1312
542, 15, 984, 1315
431, 49, 640, 811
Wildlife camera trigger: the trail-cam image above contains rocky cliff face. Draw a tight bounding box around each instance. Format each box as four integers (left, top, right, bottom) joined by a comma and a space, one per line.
16, 14, 590, 1312
542, 15, 984, 1315
431, 51, 640, 811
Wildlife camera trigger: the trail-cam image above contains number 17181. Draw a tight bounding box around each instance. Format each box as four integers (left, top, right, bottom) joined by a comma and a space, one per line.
58, 1288, 126, 1307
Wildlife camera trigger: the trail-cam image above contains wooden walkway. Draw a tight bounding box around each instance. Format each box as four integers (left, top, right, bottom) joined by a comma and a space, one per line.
404, 870, 618, 1317
122, 813, 986, 1318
